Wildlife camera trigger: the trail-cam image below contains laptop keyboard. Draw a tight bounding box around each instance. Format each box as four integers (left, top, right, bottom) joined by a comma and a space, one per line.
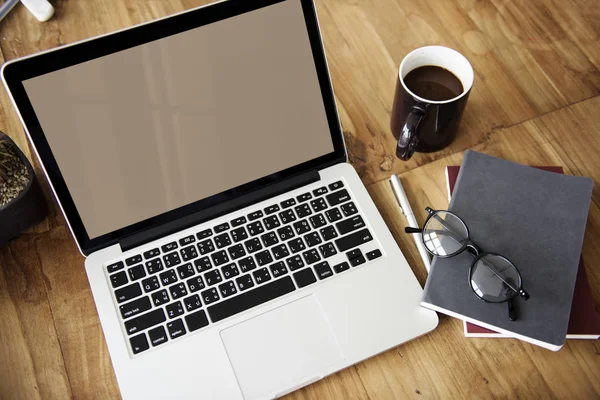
104, 180, 383, 355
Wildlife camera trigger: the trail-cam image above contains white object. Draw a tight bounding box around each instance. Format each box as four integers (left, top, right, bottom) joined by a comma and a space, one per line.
390, 174, 432, 272
20, 0, 54, 22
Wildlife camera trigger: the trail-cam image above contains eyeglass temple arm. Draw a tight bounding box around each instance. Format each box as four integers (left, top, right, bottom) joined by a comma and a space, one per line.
404, 227, 422, 234
507, 298, 517, 321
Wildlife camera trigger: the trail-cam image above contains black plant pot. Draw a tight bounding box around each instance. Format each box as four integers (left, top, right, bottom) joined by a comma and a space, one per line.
0, 132, 48, 247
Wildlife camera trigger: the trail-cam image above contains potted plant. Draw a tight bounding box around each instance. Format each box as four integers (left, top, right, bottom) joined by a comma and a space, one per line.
0, 131, 47, 247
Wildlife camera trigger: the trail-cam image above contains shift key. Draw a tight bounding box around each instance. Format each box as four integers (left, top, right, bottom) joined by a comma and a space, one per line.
335, 228, 373, 252
125, 308, 166, 336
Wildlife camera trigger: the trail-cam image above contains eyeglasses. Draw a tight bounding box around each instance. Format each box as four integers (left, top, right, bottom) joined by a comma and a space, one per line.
405, 207, 530, 321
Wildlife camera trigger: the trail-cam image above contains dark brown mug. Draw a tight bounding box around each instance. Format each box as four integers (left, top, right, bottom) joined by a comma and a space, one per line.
391, 46, 474, 160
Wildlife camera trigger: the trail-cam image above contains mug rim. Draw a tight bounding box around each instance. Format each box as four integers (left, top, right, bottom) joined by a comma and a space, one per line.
399, 45, 474, 105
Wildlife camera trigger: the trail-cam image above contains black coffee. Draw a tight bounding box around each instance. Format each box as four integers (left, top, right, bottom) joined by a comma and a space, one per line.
404, 65, 463, 101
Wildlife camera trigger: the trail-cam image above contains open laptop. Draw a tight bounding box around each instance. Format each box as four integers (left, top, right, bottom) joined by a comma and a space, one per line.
2, 0, 438, 398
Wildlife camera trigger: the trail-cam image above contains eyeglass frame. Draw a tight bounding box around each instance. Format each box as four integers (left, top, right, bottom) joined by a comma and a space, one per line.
405, 207, 530, 321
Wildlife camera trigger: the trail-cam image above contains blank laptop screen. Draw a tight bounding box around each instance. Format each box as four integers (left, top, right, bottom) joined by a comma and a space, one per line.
22, 0, 334, 239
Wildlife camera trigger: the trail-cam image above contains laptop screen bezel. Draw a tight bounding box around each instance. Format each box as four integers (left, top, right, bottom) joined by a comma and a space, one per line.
2, 0, 346, 256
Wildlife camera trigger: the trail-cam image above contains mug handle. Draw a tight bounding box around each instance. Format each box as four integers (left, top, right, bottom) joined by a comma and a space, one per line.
396, 105, 426, 160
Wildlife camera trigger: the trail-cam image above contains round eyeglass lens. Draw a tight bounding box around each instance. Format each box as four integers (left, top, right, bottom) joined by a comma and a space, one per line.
470, 254, 521, 303
422, 211, 468, 256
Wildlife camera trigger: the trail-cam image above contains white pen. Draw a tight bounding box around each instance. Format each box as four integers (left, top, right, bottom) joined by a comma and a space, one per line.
389, 174, 431, 272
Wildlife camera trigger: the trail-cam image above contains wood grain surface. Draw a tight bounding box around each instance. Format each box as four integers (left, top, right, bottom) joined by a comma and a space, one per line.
0, 0, 599, 398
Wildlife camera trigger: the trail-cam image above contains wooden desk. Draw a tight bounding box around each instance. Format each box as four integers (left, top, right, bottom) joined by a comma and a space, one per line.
1, 1, 599, 398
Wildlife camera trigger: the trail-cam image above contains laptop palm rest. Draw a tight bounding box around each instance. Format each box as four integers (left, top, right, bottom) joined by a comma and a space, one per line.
220, 295, 344, 399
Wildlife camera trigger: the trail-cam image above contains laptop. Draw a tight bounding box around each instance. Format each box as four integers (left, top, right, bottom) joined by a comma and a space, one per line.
2, 0, 438, 398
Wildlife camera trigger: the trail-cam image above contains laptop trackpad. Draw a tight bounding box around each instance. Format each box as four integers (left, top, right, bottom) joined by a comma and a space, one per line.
221, 295, 344, 399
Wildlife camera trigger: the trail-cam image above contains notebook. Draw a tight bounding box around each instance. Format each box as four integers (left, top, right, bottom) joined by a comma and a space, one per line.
446, 166, 600, 340
421, 150, 594, 351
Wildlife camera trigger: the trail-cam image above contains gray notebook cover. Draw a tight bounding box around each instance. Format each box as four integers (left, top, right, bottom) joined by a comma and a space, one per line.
421, 150, 593, 350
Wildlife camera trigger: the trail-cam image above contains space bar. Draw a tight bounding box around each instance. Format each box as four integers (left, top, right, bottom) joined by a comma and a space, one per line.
208, 277, 296, 322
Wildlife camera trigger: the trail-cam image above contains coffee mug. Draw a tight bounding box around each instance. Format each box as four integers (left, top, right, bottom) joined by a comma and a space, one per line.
391, 46, 474, 160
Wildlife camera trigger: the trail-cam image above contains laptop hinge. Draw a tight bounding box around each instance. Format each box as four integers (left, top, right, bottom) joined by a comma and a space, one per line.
119, 169, 320, 252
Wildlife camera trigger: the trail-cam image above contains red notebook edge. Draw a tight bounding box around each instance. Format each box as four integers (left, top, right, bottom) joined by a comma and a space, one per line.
446, 165, 600, 340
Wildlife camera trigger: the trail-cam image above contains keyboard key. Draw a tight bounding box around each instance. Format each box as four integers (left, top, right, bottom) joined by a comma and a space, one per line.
347, 249, 363, 260
297, 193, 312, 202
218, 281, 238, 298
145, 258, 164, 274
309, 214, 327, 229
159, 270, 178, 286
205, 269, 223, 286
211, 250, 229, 267
310, 198, 328, 212
260, 232, 279, 247
238, 256, 257, 273
148, 326, 168, 347
248, 211, 263, 221
276, 226, 295, 241
201, 288, 220, 305
263, 215, 280, 230
128, 264, 146, 281
265, 204, 280, 215
278, 209, 296, 224
302, 249, 321, 265
293, 268, 317, 288
214, 222, 230, 233
179, 235, 196, 246
115, 283, 142, 303
295, 203, 312, 218
271, 244, 289, 260
163, 252, 181, 268
197, 239, 215, 255
325, 208, 343, 223
208, 276, 295, 323
333, 262, 350, 273
288, 238, 306, 253
340, 202, 358, 217
286, 255, 305, 271
335, 228, 373, 252
194, 257, 212, 273
221, 263, 240, 279
120, 296, 152, 319
350, 256, 366, 267
161, 242, 178, 252
196, 229, 212, 240
186, 276, 205, 293
130, 333, 149, 354
247, 221, 264, 236
110, 271, 128, 288
236, 274, 254, 291
270, 261, 288, 278
166, 301, 185, 319
176, 263, 195, 280
326, 189, 350, 206
320, 226, 338, 241
169, 283, 188, 300
167, 319, 187, 339
180, 245, 198, 261
313, 186, 328, 196
125, 308, 166, 335
231, 227, 248, 243
304, 232, 322, 247
319, 243, 337, 258
231, 216, 247, 227
314, 261, 334, 280
366, 249, 383, 260
280, 198, 296, 208
185, 310, 209, 332
253, 267, 271, 284
126, 255, 142, 266
228, 244, 246, 260
152, 289, 170, 306
107, 261, 124, 274
184, 294, 202, 312
214, 233, 232, 249
141, 276, 160, 293
337, 215, 366, 235
328, 181, 344, 191
255, 250, 273, 266
293, 219, 311, 235
244, 238, 263, 253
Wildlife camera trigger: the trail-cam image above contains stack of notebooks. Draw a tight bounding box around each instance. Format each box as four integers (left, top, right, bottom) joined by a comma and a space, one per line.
420, 150, 598, 351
